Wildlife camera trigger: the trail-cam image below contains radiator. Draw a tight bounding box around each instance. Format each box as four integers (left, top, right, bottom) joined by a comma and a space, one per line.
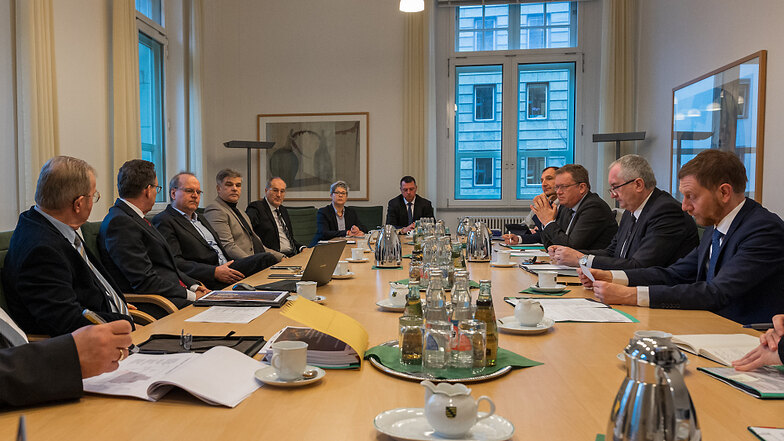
466, 215, 527, 231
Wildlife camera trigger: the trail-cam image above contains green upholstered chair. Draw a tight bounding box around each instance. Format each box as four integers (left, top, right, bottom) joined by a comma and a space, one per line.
352, 205, 384, 230
286, 206, 317, 247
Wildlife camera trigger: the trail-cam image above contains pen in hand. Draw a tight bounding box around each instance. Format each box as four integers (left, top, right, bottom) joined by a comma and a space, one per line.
82, 309, 140, 354
743, 323, 774, 331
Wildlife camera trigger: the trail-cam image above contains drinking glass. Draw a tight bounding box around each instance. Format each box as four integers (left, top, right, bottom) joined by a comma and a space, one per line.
399, 316, 424, 366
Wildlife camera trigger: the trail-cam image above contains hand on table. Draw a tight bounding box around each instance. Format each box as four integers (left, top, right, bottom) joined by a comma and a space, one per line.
577, 267, 612, 289
194, 285, 211, 299
401, 223, 415, 234
72, 320, 133, 379
347, 226, 364, 237
502, 233, 520, 245
549, 245, 583, 266
732, 314, 784, 371
215, 260, 245, 284
592, 280, 637, 305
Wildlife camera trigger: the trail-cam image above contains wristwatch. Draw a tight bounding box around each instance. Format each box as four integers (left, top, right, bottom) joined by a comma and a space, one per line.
579, 255, 590, 267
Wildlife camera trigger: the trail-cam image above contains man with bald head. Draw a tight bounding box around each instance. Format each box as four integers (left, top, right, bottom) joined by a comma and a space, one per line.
247, 177, 305, 257
154, 172, 278, 289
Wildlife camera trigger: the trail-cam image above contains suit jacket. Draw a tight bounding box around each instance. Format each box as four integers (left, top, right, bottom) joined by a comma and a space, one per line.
0, 334, 82, 407
246, 199, 303, 255
540, 191, 618, 249
385, 194, 434, 228
583, 188, 699, 269
99, 200, 197, 308
2, 208, 132, 336
625, 198, 784, 324
312, 204, 368, 246
203, 197, 283, 261
152, 205, 232, 286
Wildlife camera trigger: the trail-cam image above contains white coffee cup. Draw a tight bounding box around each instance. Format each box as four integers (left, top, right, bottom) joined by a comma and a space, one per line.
538, 271, 558, 288
351, 247, 365, 260
296, 281, 317, 300
388, 283, 408, 306
495, 250, 512, 265
356, 238, 368, 250
270, 341, 308, 381
335, 260, 349, 275
633, 330, 673, 340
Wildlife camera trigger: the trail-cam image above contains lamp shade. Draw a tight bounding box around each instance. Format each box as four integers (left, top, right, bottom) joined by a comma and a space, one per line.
400, 0, 424, 12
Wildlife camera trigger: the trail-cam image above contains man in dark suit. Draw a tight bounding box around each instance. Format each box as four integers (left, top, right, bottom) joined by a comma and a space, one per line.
512, 164, 617, 250
503, 166, 559, 244
154, 172, 277, 290
312, 180, 368, 245
583, 150, 784, 324
99, 160, 208, 311
246, 177, 305, 257
549, 155, 698, 269
385, 176, 434, 233
3, 156, 132, 336
1, 308, 132, 407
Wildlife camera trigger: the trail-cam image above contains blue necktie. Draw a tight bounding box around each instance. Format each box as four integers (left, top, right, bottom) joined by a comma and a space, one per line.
706, 229, 724, 283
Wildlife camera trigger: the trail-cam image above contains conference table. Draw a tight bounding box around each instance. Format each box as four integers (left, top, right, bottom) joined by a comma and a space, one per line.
1, 241, 782, 440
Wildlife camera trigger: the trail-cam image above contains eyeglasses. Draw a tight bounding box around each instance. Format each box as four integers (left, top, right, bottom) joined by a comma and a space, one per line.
268, 188, 286, 194
175, 187, 204, 196
332, 191, 348, 196
608, 179, 637, 195
149, 184, 163, 193
74, 191, 100, 204
554, 183, 579, 192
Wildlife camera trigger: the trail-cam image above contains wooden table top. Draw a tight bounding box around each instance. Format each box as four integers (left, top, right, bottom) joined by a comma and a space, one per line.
0, 242, 781, 440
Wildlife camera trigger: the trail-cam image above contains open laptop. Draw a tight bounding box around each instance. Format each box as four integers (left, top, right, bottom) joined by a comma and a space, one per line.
255, 241, 346, 292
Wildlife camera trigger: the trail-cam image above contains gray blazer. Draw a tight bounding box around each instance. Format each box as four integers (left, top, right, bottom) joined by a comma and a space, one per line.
202, 197, 284, 262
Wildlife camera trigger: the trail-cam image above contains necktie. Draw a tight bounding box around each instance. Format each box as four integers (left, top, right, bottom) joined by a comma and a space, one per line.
276, 209, 295, 243
0, 309, 27, 347
74, 234, 129, 315
564, 209, 576, 235
406, 202, 414, 225
619, 215, 636, 258
228, 204, 265, 252
706, 229, 724, 283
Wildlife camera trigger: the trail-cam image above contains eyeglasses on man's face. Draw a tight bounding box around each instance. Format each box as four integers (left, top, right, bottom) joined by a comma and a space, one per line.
554, 182, 579, 192
608, 179, 636, 195
176, 187, 203, 196
148, 184, 163, 194
77, 191, 100, 204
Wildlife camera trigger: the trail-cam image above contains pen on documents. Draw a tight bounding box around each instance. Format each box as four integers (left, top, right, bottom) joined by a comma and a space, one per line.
82, 309, 139, 354
743, 323, 774, 330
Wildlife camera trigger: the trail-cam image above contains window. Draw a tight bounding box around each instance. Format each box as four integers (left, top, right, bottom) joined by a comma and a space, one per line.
456, 2, 576, 52
450, 2, 578, 204
474, 84, 496, 121
136, 3, 167, 203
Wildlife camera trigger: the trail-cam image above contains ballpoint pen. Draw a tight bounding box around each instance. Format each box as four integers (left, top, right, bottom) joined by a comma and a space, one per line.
743, 323, 774, 331
82, 309, 140, 354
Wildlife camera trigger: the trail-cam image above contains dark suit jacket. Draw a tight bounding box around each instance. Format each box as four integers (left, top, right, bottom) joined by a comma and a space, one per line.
2, 208, 132, 336
0, 334, 82, 407
246, 200, 303, 255
583, 188, 699, 269
312, 204, 368, 246
152, 205, 232, 286
540, 192, 617, 249
386, 194, 434, 228
625, 198, 784, 324
99, 200, 198, 308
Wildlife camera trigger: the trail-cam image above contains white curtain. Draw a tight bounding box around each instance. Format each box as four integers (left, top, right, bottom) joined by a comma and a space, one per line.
597, 0, 638, 198
402, 7, 427, 192
112, 0, 141, 197
15, 0, 59, 210
188, 0, 205, 179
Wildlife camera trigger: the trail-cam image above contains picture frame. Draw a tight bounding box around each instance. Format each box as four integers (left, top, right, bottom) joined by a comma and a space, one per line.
257, 112, 369, 201
671, 50, 766, 201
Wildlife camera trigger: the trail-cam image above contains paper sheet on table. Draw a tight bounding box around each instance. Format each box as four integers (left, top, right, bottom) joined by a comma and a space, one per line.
185, 306, 270, 323
580, 261, 595, 281
749, 426, 784, 440
505, 298, 634, 322
511, 250, 549, 257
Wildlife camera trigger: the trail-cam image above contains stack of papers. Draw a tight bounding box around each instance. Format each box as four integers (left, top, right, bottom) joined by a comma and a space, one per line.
505, 298, 636, 323
185, 306, 269, 324
699, 366, 784, 399
261, 326, 360, 368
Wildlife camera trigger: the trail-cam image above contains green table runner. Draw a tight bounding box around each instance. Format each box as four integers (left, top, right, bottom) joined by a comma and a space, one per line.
364, 345, 542, 380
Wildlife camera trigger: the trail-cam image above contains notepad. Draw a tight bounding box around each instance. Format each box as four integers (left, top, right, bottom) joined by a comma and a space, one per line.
83, 346, 262, 407
671, 334, 760, 366
749, 426, 784, 440
699, 366, 784, 399
504, 297, 637, 323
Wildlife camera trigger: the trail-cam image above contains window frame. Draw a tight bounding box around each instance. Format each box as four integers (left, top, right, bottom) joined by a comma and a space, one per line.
445, 3, 583, 209
473, 84, 496, 121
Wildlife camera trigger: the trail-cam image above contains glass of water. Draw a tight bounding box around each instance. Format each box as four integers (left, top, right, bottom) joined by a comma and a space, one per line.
423, 321, 452, 378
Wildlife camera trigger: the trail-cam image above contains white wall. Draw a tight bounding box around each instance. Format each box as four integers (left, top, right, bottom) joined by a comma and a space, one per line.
0, 0, 18, 229
636, 0, 784, 215
200, 0, 405, 207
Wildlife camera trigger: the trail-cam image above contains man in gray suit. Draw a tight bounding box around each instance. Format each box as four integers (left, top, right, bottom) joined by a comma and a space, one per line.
203, 169, 284, 262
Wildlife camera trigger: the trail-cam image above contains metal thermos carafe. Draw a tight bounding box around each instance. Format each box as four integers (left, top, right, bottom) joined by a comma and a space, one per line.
370, 225, 402, 268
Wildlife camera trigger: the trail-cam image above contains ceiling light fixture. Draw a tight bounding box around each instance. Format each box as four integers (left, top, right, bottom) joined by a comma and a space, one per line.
400, 0, 424, 12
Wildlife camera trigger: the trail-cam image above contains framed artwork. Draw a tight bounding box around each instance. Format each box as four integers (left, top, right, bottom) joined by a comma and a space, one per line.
257, 112, 369, 201
671, 50, 766, 201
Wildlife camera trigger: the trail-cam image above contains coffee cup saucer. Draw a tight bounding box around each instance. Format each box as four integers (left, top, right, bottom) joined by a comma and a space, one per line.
376, 298, 407, 312
347, 257, 369, 263
528, 284, 566, 293
255, 365, 325, 387
497, 316, 554, 335
331, 271, 355, 279
489, 261, 516, 268
373, 407, 514, 441
287, 295, 326, 304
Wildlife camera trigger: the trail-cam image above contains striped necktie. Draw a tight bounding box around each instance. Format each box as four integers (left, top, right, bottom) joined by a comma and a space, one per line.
74, 234, 129, 315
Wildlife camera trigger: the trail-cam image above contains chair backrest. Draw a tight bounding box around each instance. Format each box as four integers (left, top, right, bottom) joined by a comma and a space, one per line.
80, 221, 103, 258
286, 206, 318, 247
352, 205, 384, 230
0, 230, 14, 312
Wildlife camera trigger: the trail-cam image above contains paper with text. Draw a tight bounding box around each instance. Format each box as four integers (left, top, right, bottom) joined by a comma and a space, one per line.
185, 306, 270, 323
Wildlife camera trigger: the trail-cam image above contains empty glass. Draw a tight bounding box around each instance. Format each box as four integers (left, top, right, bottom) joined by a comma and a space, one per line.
423, 321, 451, 377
